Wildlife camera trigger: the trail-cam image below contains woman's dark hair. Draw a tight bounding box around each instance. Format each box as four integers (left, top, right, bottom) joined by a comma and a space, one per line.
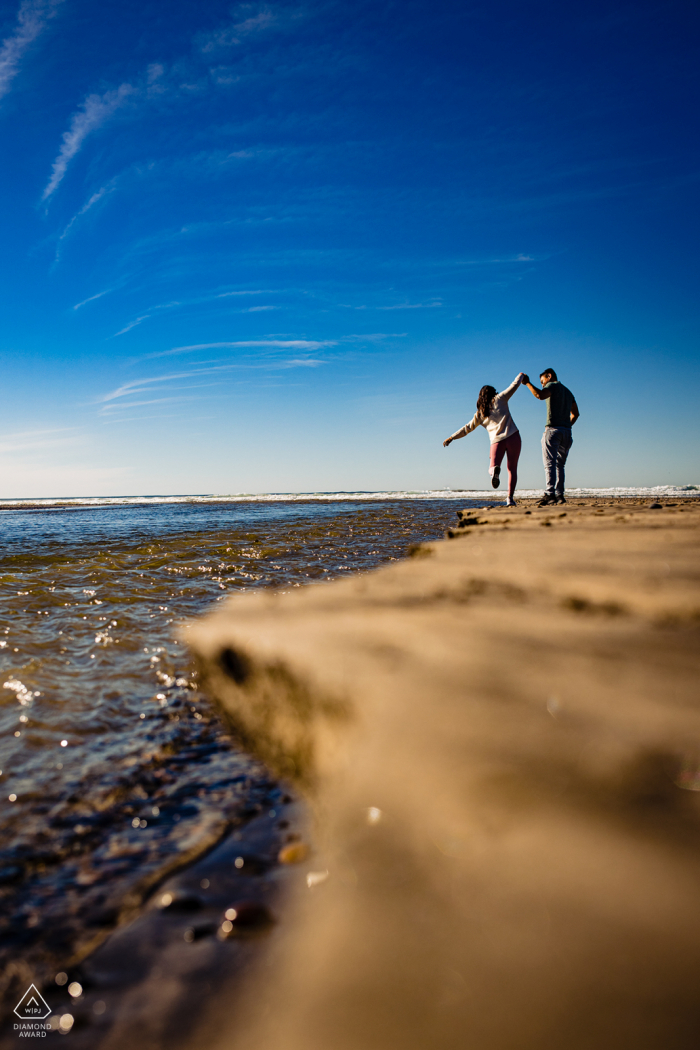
477, 385, 497, 419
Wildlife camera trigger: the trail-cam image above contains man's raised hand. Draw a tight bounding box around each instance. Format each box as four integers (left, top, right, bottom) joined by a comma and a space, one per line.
443, 437, 453, 447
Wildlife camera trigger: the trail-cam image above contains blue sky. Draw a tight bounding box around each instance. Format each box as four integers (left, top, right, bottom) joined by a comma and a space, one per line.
0, 0, 697, 496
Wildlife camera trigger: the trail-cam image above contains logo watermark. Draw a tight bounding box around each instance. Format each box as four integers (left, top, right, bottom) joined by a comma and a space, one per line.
14, 985, 50, 1021
13, 985, 52, 1038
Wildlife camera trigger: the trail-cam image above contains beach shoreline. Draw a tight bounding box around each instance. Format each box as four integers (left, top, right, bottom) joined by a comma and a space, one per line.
0, 486, 695, 512
0, 497, 462, 1044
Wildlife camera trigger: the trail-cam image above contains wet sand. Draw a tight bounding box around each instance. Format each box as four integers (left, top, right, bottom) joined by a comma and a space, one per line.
1, 790, 309, 1048
184, 497, 700, 1050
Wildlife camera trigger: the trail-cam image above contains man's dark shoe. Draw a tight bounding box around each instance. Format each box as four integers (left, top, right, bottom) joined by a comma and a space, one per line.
490, 466, 500, 489
537, 494, 557, 507
555, 495, 566, 505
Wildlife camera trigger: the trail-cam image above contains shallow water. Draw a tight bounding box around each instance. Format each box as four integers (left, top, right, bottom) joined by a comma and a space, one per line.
0, 498, 466, 999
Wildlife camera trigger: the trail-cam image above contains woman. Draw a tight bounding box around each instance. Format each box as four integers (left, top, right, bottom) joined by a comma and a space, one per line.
443, 373, 525, 506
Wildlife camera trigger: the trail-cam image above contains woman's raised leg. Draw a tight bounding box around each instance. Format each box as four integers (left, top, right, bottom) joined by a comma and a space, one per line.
489, 439, 507, 489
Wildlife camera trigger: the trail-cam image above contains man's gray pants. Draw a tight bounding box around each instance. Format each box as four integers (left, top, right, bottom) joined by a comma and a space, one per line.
542, 426, 573, 496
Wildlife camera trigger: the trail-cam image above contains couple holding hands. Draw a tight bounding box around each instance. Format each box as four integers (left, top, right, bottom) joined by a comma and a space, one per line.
443, 369, 579, 507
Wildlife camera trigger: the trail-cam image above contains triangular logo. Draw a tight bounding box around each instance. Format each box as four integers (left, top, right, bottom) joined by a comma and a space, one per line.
14, 983, 51, 1020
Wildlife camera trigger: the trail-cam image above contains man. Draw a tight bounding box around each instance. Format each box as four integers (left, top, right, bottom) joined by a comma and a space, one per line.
522, 369, 579, 506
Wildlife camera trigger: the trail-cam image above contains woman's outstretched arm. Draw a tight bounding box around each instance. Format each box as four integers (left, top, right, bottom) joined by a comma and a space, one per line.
443, 412, 480, 447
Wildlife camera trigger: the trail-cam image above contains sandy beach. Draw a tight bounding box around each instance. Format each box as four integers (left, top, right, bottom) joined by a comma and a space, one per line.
183, 496, 700, 1050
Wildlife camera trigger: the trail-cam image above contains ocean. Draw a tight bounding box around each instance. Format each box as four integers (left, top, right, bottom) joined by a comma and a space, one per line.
0, 487, 695, 1004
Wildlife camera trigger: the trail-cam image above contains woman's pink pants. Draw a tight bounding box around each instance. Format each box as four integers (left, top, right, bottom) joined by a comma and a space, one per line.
489, 430, 521, 498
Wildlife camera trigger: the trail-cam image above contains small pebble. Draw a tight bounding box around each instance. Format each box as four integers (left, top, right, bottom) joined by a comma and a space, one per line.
306, 870, 329, 888
278, 842, 308, 864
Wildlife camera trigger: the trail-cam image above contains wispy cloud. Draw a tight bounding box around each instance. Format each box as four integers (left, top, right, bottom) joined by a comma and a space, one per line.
0, 0, 61, 102
147, 339, 337, 359
42, 82, 135, 201
455, 254, 544, 265
42, 26, 282, 204
97, 351, 332, 411
73, 288, 113, 311
96, 368, 245, 409
376, 300, 443, 311
113, 314, 150, 337
96, 372, 196, 405
59, 185, 110, 238
343, 300, 443, 311
216, 289, 273, 298
280, 358, 323, 368
110, 288, 278, 337
54, 182, 116, 264
198, 4, 277, 52
100, 395, 206, 412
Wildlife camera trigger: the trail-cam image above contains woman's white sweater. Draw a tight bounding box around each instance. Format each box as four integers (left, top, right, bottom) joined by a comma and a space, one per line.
449, 374, 524, 445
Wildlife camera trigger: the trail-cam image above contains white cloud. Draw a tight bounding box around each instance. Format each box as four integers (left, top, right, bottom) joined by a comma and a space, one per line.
96, 373, 194, 405
96, 353, 331, 409
199, 5, 276, 52
100, 395, 205, 412
60, 186, 109, 238
376, 300, 443, 311
113, 315, 150, 337
109, 288, 277, 337
215, 289, 272, 297
455, 254, 545, 265
279, 358, 323, 368
180, 339, 334, 350
97, 369, 237, 407
73, 288, 112, 311
42, 82, 134, 201
54, 183, 115, 264
150, 339, 337, 358
0, 0, 61, 102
